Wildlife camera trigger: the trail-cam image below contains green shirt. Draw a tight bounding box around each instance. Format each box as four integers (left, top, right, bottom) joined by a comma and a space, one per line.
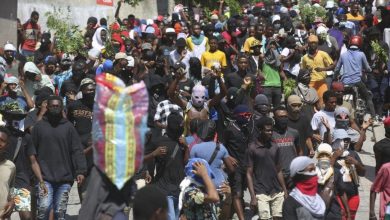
263, 63, 281, 87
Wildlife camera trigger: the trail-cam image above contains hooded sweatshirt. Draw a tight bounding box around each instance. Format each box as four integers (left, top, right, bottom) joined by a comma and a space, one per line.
23, 62, 54, 96
30, 117, 87, 183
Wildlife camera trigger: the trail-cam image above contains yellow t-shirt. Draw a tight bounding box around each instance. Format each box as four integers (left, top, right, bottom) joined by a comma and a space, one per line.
346, 13, 364, 21
200, 50, 227, 69
243, 37, 256, 53
301, 50, 333, 82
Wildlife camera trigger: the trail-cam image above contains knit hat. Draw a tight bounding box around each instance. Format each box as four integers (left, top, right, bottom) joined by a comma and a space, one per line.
255, 94, 269, 107
290, 156, 315, 177
233, 104, 250, 115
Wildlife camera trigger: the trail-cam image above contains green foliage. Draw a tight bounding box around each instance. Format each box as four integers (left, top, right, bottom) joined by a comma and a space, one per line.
283, 78, 297, 98
371, 40, 389, 64
123, 0, 143, 6
45, 7, 85, 56
0, 102, 24, 113
224, 0, 242, 16
299, 3, 327, 24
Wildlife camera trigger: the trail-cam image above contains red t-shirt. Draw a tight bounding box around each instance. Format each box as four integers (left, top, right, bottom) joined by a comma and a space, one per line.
22, 21, 41, 52
371, 162, 390, 219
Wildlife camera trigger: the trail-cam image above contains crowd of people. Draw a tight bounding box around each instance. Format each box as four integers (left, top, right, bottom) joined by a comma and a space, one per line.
1, 0, 390, 219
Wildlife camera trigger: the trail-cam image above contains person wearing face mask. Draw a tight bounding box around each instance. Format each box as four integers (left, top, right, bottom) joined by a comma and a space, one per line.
292, 69, 320, 119
330, 129, 365, 220
287, 95, 315, 158
247, 39, 263, 76
113, 52, 133, 86
247, 116, 288, 220
60, 60, 88, 102
315, 143, 349, 220
373, 117, 390, 173
29, 96, 87, 220
0, 76, 34, 111
283, 156, 326, 219
301, 35, 335, 107
2, 42, 19, 76
168, 64, 227, 136
223, 105, 253, 220
144, 112, 189, 220
23, 61, 55, 98
1, 104, 35, 220
66, 78, 96, 202
53, 54, 76, 94
272, 105, 301, 190
247, 94, 270, 141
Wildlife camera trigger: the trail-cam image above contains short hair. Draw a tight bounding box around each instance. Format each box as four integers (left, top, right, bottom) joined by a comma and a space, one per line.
31, 11, 39, 18
208, 36, 218, 42
255, 117, 274, 130
273, 105, 287, 115
237, 54, 249, 61
133, 185, 168, 219
47, 95, 63, 106
0, 126, 10, 138
100, 18, 107, 26
323, 90, 337, 103
192, 22, 201, 28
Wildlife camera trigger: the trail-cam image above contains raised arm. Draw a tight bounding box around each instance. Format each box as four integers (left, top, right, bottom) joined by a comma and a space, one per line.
208, 70, 227, 109
167, 70, 187, 109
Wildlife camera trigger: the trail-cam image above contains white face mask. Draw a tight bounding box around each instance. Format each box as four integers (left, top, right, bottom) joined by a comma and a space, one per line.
191, 84, 206, 108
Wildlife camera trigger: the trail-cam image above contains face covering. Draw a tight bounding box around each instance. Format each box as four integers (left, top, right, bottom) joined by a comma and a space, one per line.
191, 85, 206, 108
235, 115, 250, 127
275, 117, 289, 130
295, 175, 319, 196
318, 159, 331, 171
335, 119, 349, 129
0, 148, 6, 162
83, 92, 95, 106
166, 117, 184, 140
274, 23, 281, 30
336, 96, 343, 105
256, 105, 269, 115
47, 108, 63, 124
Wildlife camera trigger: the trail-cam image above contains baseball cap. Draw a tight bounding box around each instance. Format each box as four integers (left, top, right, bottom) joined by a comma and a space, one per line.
175, 38, 186, 47
141, 43, 152, 50
290, 156, 315, 178
335, 107, 350, 117
250, 39, 262, 48
115, 52, 127, 61
4, 43, 16, 51
165, 28, 176, 34
79, 78, 95, 90
4, 76, 19, 85
272, 15, 281, 24
211, 14, 219, 20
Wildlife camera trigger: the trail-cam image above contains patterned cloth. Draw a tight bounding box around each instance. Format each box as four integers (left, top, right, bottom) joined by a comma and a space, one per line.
12, 188, 31, 211
154, 99, 183, 132
181, 185, 218, 220
92, 73, 149, 189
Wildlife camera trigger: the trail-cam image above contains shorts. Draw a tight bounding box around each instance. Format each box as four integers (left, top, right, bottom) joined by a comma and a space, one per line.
256, 191, 284, 219
12, 188, 31, 212
228, 169, 246, 196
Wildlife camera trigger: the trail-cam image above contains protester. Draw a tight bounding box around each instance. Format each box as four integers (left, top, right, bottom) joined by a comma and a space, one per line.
0, 127, 15, 220
373, 117, 390, 173
369, 162, 390, 220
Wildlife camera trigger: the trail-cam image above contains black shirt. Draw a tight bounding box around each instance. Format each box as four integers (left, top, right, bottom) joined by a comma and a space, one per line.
272, 127, 300, 177
30, 117, 87, 183
147, 135, 185, 197
223, 123, 250, 168
246, 140, 282, 195
333, 150, 362, 197
288, 114, 313, 156
282, 196, 324, 220
24, 109, 39, 132
5, 130, 34, 189
373, 138, 390, 173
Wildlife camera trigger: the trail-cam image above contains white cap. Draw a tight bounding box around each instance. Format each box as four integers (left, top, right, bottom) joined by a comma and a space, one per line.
325, 1, 335, 8
146, 19, 154, 25
272, 15, 281, 24
211, 14, 219, 20
316, 26, 328, 35
4, 43, 16, 51
166, 28, 175, 33
4, 76, 19, 84
280, 6, 288, 14
317, 143, 332, 156
126, 56, 135, 67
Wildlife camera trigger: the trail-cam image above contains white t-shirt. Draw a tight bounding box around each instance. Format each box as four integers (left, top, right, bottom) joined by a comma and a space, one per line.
311, 110, 336, 138
281, 47, 300, 76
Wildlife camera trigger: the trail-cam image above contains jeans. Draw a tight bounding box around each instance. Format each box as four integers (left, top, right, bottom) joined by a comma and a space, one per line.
36, 181, 72, 220
167, 196, 179, 220
351, 81, 376, 117
263, 87, 282, 109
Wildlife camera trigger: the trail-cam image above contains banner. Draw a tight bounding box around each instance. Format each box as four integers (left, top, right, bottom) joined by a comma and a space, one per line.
96, 0, 113, 6
92, 73, 149, 189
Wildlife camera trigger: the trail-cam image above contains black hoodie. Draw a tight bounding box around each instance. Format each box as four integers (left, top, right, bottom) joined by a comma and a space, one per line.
30, 117, 87, 183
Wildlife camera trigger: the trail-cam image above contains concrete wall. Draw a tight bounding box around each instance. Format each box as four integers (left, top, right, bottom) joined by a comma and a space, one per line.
17, 0, 173, 33
0, 0, 17, 46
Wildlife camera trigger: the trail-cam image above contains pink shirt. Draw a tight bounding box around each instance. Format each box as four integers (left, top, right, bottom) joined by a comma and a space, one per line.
371, 162, 390, 220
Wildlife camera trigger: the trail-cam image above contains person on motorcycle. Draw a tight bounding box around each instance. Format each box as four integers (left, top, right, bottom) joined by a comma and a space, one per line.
334, 35, 376, 123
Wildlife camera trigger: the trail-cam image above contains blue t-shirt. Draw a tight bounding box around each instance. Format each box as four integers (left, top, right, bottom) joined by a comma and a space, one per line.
190, 141, 229, 187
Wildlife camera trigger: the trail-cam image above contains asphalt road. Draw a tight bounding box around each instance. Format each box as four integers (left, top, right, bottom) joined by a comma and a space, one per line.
10, 124, 384, 220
